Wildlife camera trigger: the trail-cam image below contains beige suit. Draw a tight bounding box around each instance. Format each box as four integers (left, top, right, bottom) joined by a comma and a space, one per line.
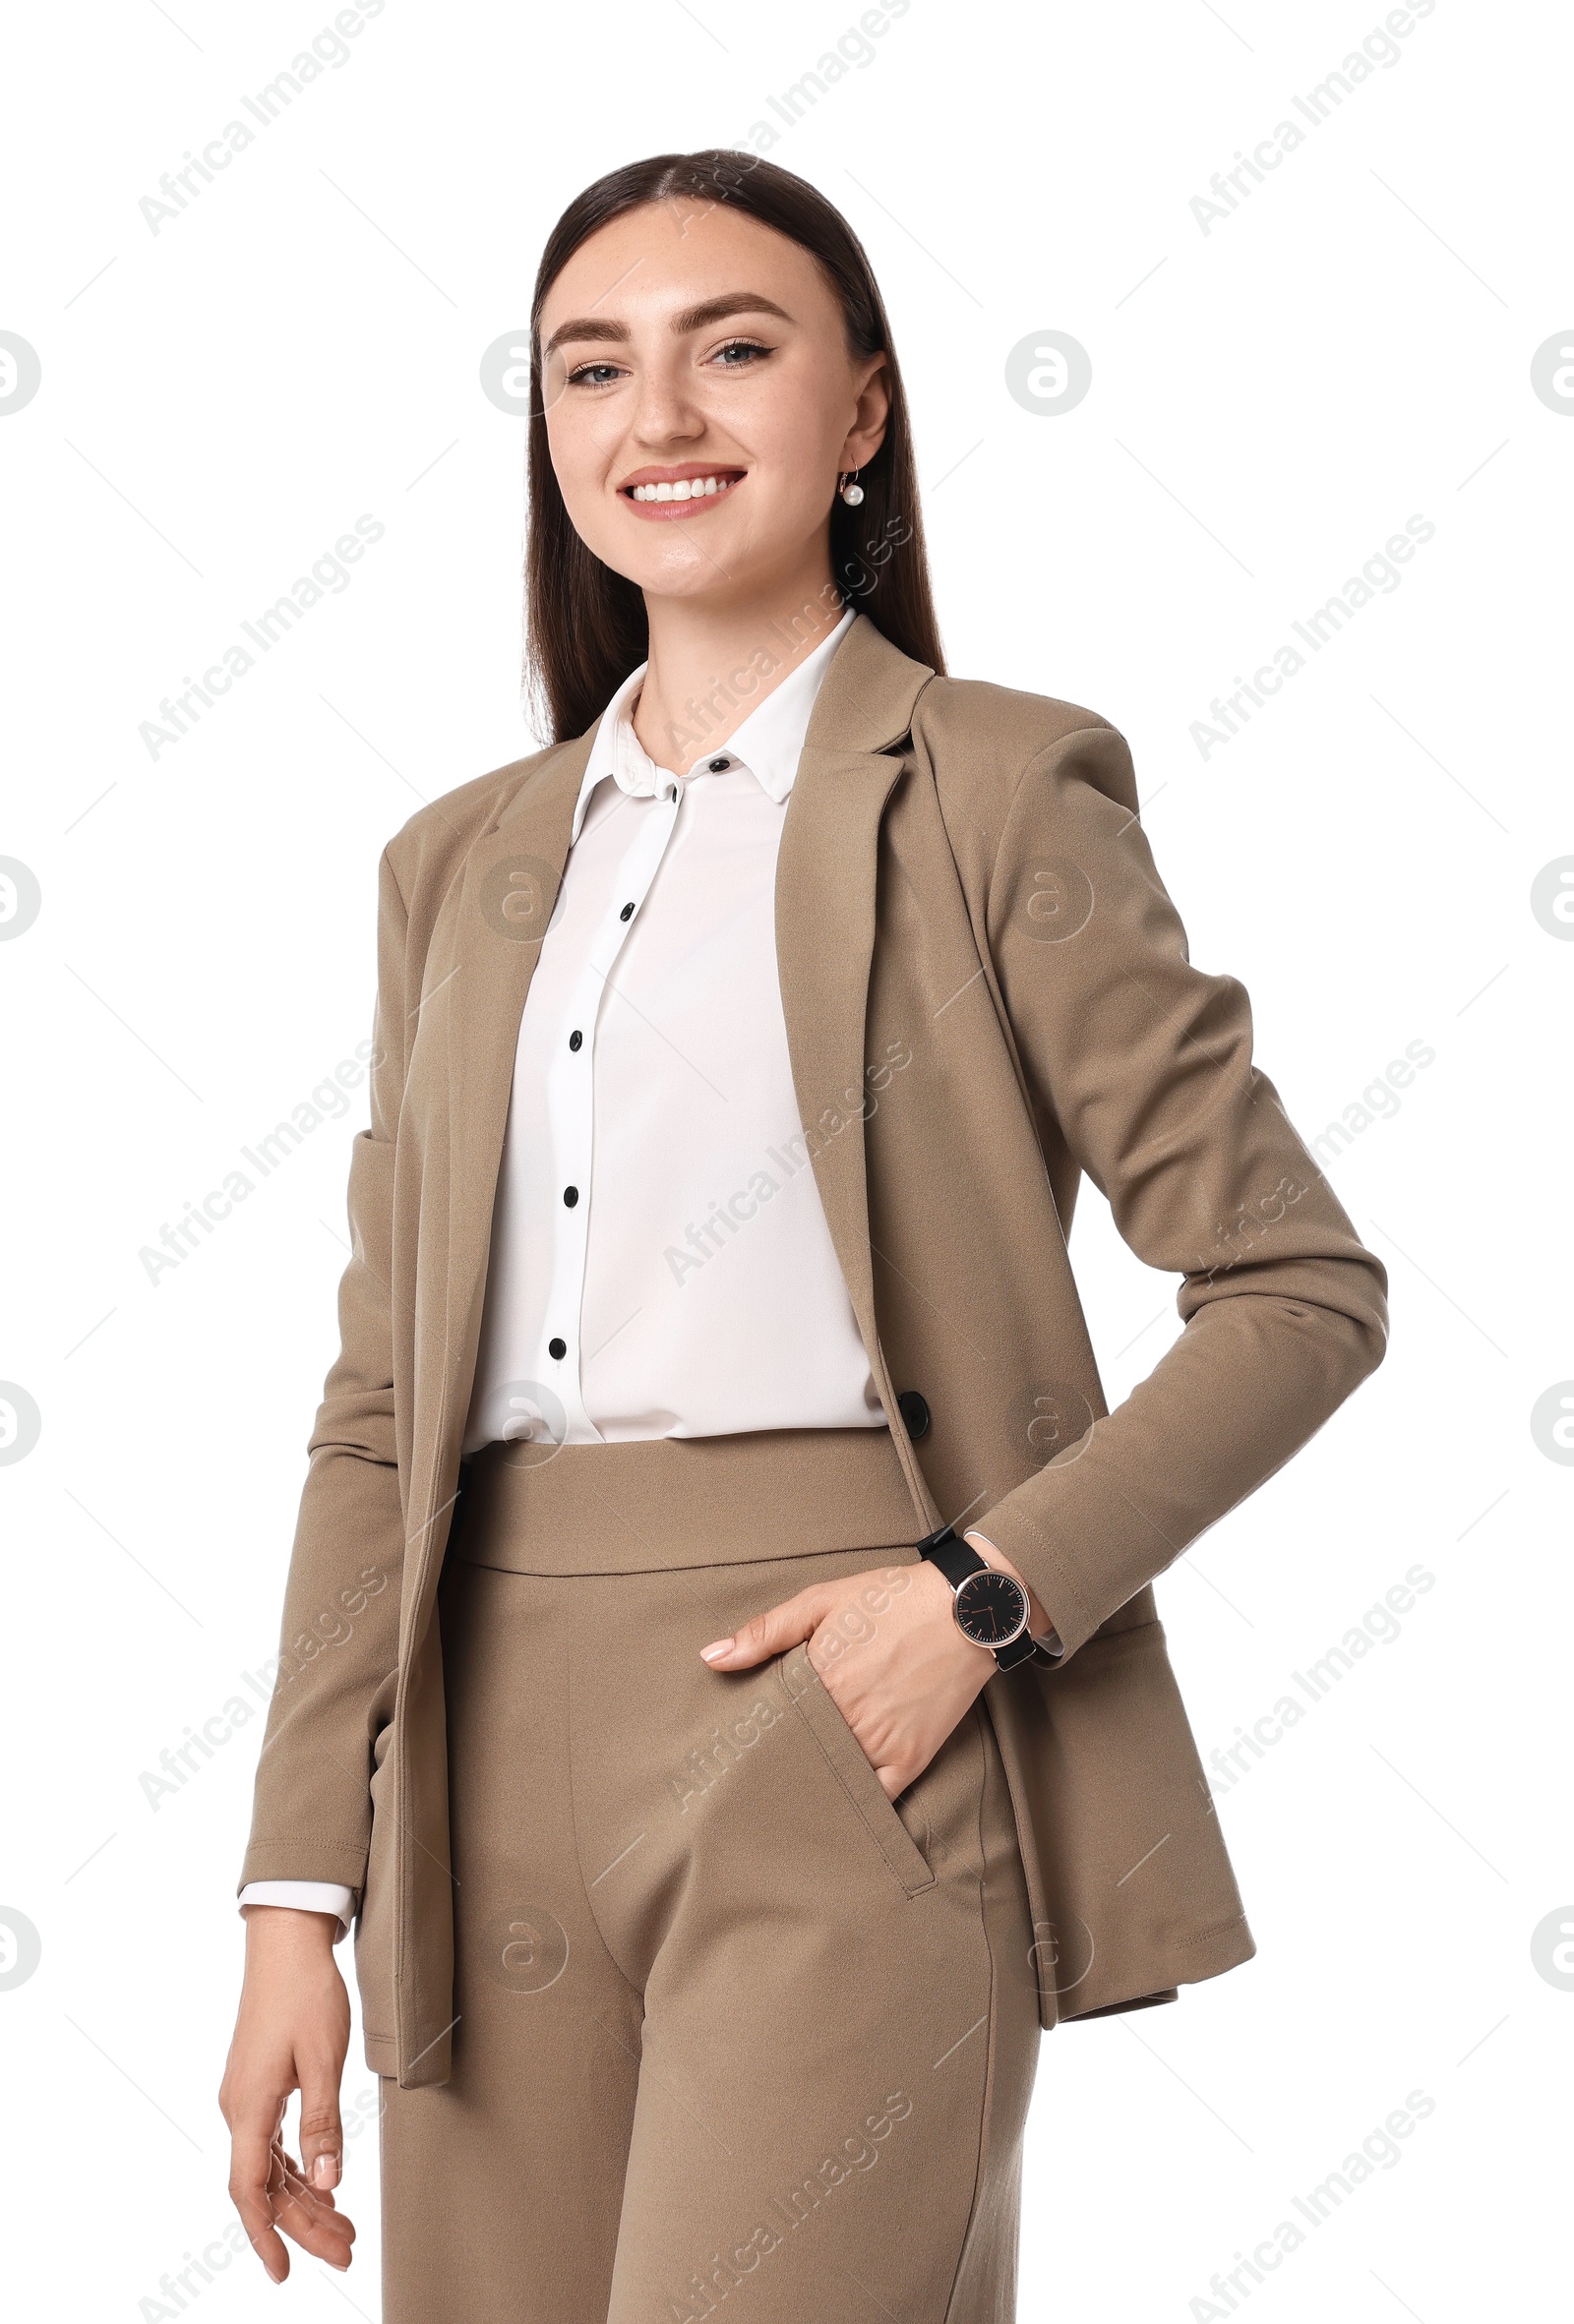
239, 613, 1388, 2091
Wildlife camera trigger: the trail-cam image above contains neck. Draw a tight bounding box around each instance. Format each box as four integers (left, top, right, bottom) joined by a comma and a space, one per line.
632, 554, 846, 776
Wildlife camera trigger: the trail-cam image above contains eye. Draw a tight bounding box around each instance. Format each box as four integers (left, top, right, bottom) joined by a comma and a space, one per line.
565, 359, 626, 388
708, 337, 773, 370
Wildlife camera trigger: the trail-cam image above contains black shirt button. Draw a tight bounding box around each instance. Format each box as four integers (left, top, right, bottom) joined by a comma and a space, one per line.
548, 1337, 567, 1360
619, 900, 635, 921
896, 1390, 931, 1441
563, 1186, 578, 1208
569, 1029, 582, 1051
707, 756, 730, 772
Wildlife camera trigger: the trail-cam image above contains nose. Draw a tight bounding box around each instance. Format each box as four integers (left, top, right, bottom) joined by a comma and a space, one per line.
623, 351, 706, 453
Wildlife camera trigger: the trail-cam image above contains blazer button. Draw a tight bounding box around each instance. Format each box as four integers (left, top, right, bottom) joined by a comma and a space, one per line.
896, 1390, 931, 1441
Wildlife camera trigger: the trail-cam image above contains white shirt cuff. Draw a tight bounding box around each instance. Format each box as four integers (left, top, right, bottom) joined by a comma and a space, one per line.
238, 1880, 355, 1942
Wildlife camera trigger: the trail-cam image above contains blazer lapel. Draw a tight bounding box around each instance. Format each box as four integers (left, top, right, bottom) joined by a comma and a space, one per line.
405, 730, 594, 1607
774, 615, 936, 1489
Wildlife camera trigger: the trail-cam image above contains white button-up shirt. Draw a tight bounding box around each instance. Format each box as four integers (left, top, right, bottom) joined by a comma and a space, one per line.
241, 605, 887, 1937
463, 603, 882, 1454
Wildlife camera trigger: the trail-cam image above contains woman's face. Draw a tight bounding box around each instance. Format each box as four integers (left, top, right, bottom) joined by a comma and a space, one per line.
537, 200, 889, 605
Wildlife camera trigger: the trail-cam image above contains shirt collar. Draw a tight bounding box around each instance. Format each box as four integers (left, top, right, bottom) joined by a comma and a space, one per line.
570, 605, 857, 844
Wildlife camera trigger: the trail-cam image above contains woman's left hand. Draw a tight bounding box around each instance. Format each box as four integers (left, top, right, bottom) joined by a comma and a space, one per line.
698, 1536, 1051, 1801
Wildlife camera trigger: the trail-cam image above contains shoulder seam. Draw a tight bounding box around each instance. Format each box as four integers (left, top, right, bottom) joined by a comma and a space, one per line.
987, 721, 1134, 901
1005, 718, 1125, 814
911, 680, 1119, 813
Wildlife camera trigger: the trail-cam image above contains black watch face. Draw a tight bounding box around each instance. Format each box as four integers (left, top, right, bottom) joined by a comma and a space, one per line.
953, 1569, 1030, 1648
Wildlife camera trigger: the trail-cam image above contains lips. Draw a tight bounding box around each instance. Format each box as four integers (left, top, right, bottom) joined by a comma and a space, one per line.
617, 464, 746, 520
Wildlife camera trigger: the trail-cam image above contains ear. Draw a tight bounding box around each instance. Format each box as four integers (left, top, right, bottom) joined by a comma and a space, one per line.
840, 352, 891, 472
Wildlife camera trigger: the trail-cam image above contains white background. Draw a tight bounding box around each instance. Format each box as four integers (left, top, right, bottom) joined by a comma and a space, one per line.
2, 1, 1569, 2316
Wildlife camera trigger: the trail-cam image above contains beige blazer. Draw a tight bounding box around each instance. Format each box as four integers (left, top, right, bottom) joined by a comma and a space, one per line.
239, 614, 1388, 2087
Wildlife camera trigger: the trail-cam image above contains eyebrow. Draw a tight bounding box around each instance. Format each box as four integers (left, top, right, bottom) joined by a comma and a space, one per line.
540, 292, 795, 360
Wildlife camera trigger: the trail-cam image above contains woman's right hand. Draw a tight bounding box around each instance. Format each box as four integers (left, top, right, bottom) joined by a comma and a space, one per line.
219, 1907, 357, 2281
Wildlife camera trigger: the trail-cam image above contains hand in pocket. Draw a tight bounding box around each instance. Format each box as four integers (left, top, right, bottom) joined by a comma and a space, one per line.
699, 1558, 993, 1800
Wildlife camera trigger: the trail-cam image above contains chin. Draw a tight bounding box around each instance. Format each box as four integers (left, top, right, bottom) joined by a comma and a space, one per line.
614, 538, 759, 601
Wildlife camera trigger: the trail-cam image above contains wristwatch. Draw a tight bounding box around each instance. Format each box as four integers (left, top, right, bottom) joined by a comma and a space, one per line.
917, 1523, 1064, 1672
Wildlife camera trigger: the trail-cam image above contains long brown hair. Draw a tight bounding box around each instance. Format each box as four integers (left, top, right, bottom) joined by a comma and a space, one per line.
524, 149, 945, 743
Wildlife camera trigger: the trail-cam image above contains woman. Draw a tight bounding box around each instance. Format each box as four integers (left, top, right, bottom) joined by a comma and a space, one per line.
219, 151, 1388, 2321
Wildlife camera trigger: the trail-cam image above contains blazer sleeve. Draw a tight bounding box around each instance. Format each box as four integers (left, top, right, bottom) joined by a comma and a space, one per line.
236, 844, 412, 1899
971, 721, 1390, 1660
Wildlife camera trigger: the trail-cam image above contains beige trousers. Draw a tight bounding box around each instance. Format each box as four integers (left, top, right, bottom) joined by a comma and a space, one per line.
376, 1428, 1042, 2323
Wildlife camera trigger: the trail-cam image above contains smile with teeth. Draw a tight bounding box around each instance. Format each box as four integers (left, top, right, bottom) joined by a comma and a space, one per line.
626, 474, 741, 502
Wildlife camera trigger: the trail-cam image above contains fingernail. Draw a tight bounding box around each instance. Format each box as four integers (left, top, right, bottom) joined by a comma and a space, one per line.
699, 1639, 733, 1662
311, 2153, 338, 2188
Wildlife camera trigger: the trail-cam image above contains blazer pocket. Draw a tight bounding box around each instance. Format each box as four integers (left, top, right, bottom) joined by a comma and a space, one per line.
774, 1642, 937, 1897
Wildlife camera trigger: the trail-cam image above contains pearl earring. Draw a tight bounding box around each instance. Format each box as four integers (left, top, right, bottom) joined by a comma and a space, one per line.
838, 468, 865, 506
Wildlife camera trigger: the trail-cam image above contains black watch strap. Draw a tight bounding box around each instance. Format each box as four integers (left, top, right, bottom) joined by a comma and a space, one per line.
915, 1521, 986, 1591
916, 1523, 1063, 1669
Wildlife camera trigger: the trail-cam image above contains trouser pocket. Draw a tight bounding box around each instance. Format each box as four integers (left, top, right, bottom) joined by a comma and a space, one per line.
774, 1641, 937, 1896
